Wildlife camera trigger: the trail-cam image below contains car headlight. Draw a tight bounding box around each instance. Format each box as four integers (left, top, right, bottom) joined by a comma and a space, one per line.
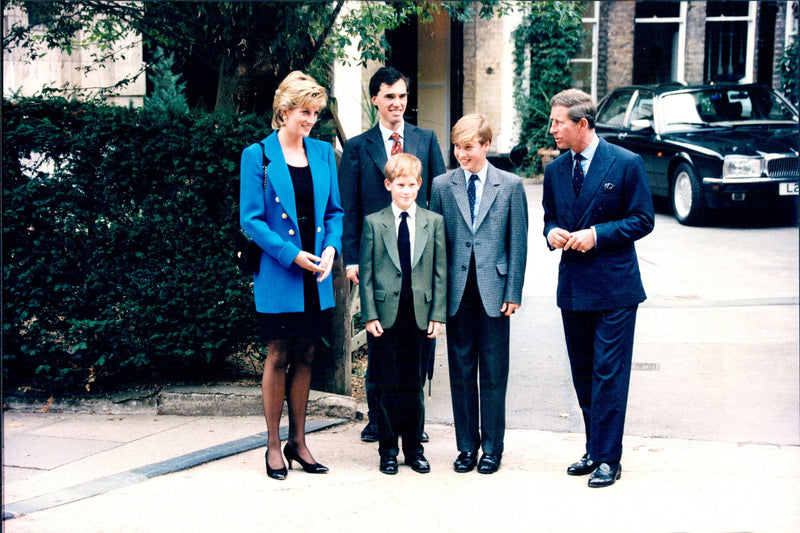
722, 156, 764, 179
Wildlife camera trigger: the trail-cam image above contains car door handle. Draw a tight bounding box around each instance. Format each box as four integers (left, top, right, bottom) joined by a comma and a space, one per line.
618, 132, 628, 139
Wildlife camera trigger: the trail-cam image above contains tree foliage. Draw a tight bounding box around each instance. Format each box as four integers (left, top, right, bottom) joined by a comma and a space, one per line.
3, 1, 510, 115
2, 96, 267, 391
143, 47, 189, 117
512, 1, 585, 175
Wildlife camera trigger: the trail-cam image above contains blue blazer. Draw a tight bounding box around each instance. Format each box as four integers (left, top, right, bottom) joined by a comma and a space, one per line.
542, 137, 655, 311
240, 131, 344, 314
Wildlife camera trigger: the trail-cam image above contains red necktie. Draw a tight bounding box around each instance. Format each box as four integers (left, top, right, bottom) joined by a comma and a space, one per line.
390, 132, 403, 156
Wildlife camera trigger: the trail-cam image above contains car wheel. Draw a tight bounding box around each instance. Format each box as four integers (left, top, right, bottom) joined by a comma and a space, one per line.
671, 163, 705, 226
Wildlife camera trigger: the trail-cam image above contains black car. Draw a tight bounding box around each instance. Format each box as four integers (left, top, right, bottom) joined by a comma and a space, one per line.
595, 83, 799, 225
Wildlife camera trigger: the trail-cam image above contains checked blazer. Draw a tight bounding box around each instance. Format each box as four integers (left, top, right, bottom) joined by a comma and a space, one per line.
429, 164, 528, 318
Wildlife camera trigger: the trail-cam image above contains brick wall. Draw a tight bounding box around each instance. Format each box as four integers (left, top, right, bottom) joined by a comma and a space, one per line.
684, 1, 707, 84
603, 1, 634, 92
461, 16, 505, 150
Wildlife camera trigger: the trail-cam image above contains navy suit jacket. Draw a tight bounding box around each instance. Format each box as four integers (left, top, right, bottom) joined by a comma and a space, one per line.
240, 131, 343, 313
542, 137, 655, 311
339, 122, 446, 266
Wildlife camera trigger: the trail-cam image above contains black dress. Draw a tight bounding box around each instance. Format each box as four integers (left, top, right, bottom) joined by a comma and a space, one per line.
257, 164, 332, 341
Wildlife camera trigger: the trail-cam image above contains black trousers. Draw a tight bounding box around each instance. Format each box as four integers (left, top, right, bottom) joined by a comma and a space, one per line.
447, 259, 510, 455
561, 305, 638, 463
370, 297, 426, 457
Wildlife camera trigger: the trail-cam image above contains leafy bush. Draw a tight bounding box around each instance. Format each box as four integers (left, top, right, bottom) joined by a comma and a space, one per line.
2, 97, 273, 391
512, 1, 585, 175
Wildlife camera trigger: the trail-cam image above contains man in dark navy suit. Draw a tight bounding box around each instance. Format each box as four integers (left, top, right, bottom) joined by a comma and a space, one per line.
543, 88, 654, 488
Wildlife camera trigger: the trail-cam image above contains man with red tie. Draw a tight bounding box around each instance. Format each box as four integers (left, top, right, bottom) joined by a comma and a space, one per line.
339, 66, 446, 442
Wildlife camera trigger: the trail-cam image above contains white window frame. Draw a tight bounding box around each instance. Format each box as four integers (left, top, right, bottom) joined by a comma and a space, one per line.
786, 1, 798, 44
633, 1, 687, 84
705, 1, 756, 83
569, 1, 599, 99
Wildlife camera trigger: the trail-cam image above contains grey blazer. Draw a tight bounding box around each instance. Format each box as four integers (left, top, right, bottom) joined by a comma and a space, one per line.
430, 164, 528, 317
359, 205, 447, 331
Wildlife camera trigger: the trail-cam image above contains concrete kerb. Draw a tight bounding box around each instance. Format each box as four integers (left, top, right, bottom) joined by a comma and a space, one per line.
2, 385, 360, 419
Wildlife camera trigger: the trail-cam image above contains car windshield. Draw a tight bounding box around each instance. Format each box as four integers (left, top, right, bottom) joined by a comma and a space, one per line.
662, 88, 798, 131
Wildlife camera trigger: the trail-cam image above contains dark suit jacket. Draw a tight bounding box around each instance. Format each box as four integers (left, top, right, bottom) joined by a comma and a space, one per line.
359, 206, 447, 331
339, 122, 446, 266
542, 136, 655, 311
430, 164, 528, 318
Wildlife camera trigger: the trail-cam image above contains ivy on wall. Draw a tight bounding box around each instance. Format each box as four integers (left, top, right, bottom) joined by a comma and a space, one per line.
512, 1, 585, 175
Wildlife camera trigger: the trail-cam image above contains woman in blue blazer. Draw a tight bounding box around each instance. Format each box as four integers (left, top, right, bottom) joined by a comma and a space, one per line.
240, 71, 343, 480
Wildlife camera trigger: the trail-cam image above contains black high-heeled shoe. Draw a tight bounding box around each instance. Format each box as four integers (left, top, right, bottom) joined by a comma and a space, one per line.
265, 448, 287, 480
283, 442, 328, 473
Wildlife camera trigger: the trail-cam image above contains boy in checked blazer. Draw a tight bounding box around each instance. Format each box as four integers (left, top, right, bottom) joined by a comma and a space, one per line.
359, 153, 447, 475
430, 114, 528, 475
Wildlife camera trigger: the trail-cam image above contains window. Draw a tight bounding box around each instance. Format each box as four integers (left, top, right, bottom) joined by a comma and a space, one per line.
633, 2, 686, 84
704, 1, 755, 83
597, 91, 633, 126
570, 1, 598, 99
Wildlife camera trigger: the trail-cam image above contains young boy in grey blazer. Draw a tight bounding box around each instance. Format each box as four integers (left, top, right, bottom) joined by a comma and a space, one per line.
359, 153, 447, 475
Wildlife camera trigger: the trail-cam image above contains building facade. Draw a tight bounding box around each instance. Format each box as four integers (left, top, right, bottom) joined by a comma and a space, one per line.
334, 1, 797, 162
5, 2, 796, 160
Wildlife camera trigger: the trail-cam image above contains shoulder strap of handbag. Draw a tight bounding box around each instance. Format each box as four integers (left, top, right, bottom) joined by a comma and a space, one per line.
258, 141, 271, 190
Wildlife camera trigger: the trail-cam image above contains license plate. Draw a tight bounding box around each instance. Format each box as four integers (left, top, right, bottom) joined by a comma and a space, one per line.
779, 182, 799, 196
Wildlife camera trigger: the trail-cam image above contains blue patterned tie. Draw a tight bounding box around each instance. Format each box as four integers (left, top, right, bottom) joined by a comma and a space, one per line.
398, 211, 411, 300
573, 153, 584, 196
467, 174, 478, 223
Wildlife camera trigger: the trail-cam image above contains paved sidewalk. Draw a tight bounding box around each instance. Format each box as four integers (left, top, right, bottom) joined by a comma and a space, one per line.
3, 410, 799, 533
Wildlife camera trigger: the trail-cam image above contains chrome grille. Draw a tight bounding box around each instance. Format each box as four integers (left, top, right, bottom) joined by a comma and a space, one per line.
766, 156, 799, 178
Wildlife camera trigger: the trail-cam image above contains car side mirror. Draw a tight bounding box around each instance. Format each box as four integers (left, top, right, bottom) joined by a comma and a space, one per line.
630, 119, 654, 132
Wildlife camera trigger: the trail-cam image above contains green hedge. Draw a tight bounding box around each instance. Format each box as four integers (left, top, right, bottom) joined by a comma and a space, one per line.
2, 97, 271, 391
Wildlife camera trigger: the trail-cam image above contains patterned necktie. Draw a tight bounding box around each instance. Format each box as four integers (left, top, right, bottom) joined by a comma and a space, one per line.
390, 132, 403, 156
572, 153, 585, 196
398, 211, 411, 300
467, 174, 478, 224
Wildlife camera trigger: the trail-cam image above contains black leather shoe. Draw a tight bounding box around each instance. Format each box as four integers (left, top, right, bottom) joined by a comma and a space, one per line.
567, 453, 597, 476
404, 454, 431, 473
453, 451, 479, 473
379, 455, 398, 475
477, 453, 502, 474
588, 462, 621, 488
361, 422, 379, 443
420, 431, 429, 443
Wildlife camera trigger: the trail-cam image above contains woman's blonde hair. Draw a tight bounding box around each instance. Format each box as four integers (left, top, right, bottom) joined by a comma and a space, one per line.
451, 113, 492, 146
272, 71, 328, 130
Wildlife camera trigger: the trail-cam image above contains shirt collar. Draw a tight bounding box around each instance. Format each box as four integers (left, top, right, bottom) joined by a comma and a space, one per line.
391, 202, 417, 220
379, 121, 405, 142
464, 163, 489, 183
571, 133, 599, 163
